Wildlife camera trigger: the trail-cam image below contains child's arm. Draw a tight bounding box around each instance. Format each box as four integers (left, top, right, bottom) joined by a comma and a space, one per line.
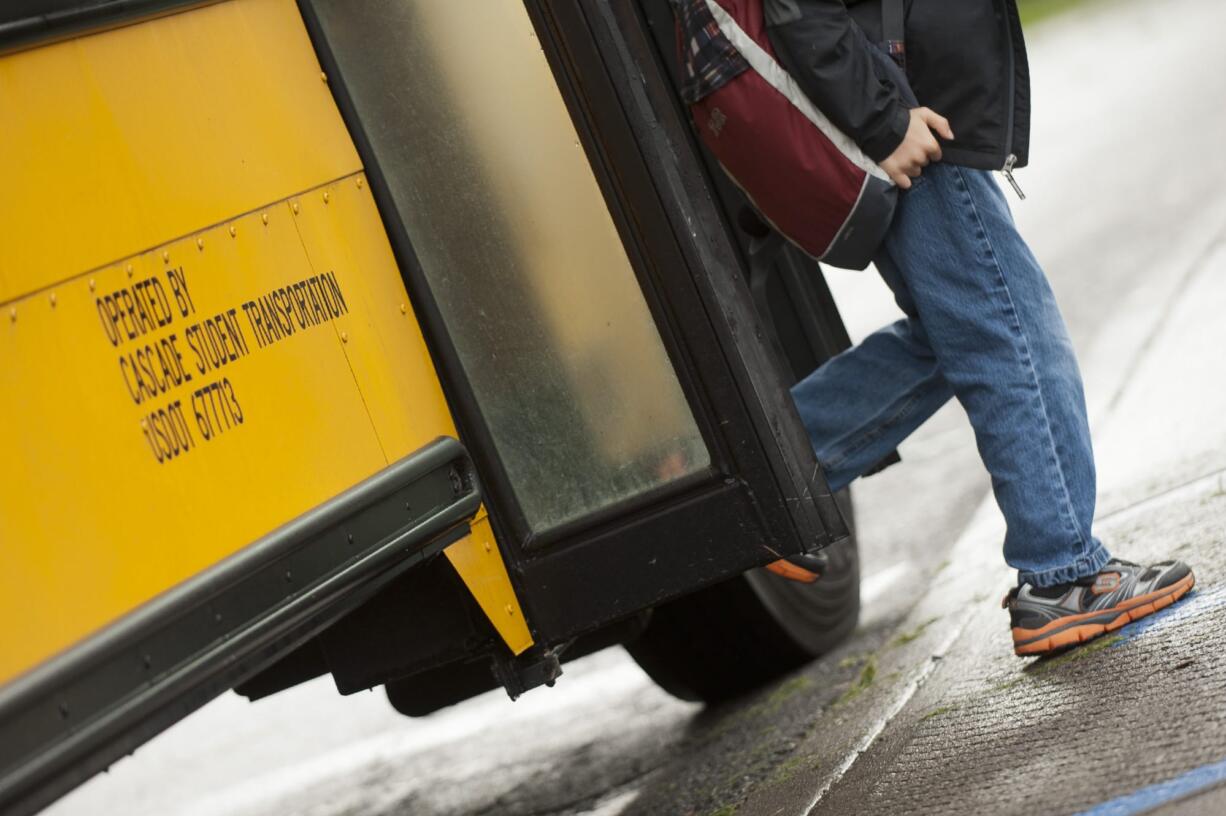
764, 0, 951, 188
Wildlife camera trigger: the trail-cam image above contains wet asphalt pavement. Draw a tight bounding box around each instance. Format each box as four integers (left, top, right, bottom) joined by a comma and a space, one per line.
46, 0, 1226, 813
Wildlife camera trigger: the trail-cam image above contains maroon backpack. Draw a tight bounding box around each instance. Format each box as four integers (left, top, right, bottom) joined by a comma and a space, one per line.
672, 0, 899, 270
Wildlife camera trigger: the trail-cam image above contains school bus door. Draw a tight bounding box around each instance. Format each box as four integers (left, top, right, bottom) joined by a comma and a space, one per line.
299, 0, 850, 649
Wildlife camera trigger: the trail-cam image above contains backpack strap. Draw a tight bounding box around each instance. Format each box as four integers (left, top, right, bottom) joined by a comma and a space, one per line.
882, 0, 907, 70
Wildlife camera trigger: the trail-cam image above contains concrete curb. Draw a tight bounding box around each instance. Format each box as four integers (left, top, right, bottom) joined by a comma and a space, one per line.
740, 119, 1226, 816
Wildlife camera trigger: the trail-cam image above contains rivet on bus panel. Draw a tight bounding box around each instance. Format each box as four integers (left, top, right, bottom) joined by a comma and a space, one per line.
483, 541, 492, 553
320, 71, 327, 83
356, 176, 364, 189
196, 237, 205, 251
229, 225, 237, 238
261, 212, 269, 226
126, 263, 134, 277
162, 250, 170, 263
88, 279, 96, 292
340, 330, 349, 343
323, 191, 330, 204
9, 307, 16, 322
292, 201, 300, 215
399, 303, 407, 315
505, 604, 515, 616
49, 292, 56, 307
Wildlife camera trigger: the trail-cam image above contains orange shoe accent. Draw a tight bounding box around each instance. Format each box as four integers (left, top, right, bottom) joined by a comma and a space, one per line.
1012, 572, 1195, 656
765, 559, 820, 584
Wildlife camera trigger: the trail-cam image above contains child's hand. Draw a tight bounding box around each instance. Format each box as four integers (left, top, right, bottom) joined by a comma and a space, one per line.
880, 107, 954, 189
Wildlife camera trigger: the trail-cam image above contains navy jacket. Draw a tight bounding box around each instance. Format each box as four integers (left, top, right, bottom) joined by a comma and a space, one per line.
764, 0, 1031, 172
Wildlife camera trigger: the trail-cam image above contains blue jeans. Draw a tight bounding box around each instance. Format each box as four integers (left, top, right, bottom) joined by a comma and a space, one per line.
792, 163, 1110, 587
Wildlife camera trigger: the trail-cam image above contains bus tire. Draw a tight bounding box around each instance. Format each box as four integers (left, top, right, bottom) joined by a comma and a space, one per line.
625, 491, 858, 704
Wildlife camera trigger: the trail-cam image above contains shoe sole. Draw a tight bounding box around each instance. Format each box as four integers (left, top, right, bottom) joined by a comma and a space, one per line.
765, 559, 820, 584
1012, 571, 1196, 656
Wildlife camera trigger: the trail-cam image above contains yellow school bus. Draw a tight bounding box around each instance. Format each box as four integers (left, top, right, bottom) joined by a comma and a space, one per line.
0, 1, 867, 812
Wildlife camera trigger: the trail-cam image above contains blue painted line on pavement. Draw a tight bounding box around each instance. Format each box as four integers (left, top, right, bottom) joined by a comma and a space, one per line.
1075, 758, 1226, 816
1109, 584, 1225, 647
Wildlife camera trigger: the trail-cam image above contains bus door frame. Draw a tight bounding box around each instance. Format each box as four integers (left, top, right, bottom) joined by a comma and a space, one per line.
297, 0, 850, 648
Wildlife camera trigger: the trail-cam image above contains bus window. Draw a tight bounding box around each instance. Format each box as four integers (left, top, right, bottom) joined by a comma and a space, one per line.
308, 0, 710, 532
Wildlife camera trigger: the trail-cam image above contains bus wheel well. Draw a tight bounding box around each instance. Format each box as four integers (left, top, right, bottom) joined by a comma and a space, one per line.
625, 490, 859, 704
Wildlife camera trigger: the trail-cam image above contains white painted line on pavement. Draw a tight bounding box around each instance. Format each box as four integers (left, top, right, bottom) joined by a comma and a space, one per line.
803, 609, 971, 816
802, 498, 1008, 815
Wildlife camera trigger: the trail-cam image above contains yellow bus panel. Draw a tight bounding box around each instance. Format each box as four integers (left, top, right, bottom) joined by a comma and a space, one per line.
0, 0, 529, 686
0, 0, 358, 303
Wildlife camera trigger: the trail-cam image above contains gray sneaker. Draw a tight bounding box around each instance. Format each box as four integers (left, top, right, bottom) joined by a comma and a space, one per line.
1004, 558, 1195, 656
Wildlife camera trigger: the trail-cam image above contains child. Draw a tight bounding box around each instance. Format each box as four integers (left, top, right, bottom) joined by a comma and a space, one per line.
765, 0, 1194, 655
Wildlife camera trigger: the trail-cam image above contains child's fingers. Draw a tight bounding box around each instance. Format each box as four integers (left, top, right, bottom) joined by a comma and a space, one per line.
918, 107, 955, 141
